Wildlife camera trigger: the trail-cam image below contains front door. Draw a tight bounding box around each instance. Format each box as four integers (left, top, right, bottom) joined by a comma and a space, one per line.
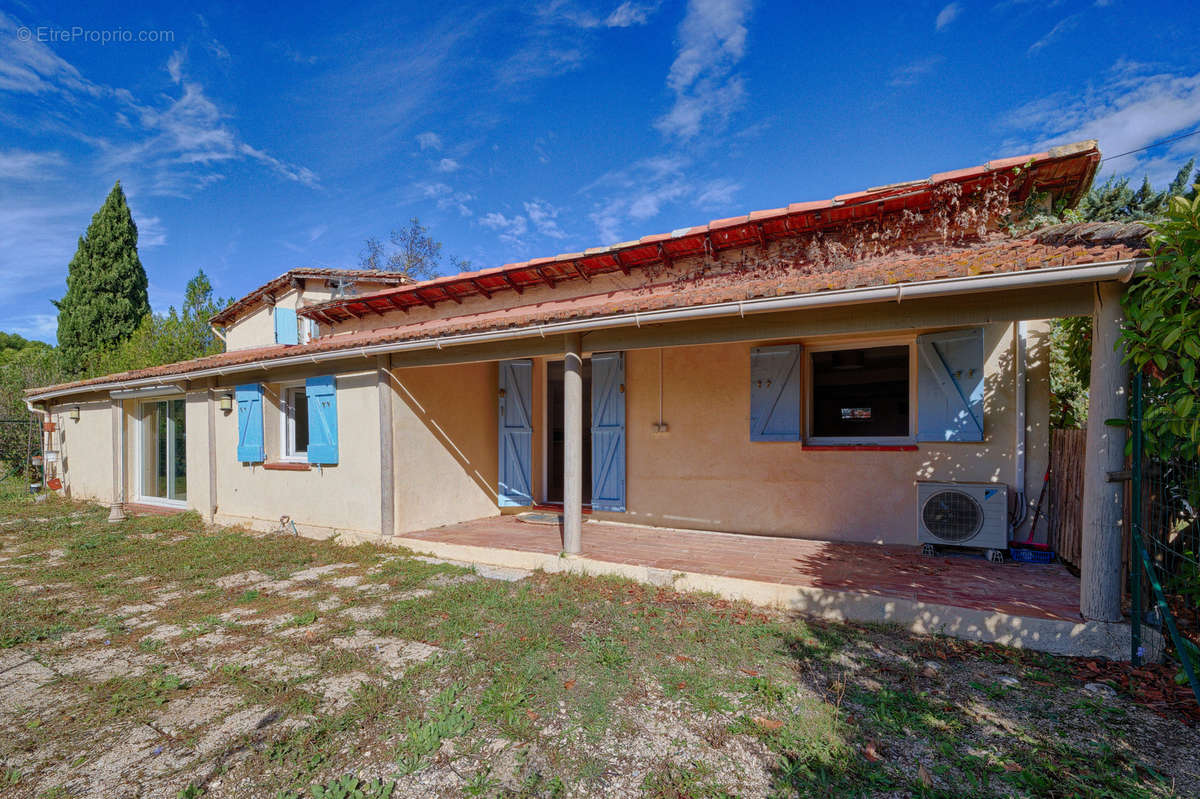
140, 398, 186, 505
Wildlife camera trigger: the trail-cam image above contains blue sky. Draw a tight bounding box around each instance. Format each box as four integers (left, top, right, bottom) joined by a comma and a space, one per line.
1, 0, 1197, 343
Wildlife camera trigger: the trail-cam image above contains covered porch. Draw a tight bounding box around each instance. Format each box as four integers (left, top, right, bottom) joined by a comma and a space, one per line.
392, 516, 1150, 659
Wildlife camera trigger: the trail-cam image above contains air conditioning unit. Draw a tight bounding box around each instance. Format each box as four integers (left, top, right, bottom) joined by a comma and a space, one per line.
917, 481, 1008, 563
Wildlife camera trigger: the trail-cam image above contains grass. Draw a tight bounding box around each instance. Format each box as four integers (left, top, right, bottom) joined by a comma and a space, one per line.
0, 477, 1193, 797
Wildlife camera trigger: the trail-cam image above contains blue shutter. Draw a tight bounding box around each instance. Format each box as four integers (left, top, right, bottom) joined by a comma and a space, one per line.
236, 384, 265, 462
591, 352, 626, 512
275, 307, 298, 345
750, 345, 801, 441
917, 328, 985, 442
498, 360, 533, 507
306, 376, 339, 464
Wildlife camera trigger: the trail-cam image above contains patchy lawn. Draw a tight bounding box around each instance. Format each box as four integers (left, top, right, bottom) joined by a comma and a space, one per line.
0, 481, 1197, 799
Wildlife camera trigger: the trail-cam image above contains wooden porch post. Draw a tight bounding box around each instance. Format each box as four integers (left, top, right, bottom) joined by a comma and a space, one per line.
378, 355, 395, 538
563, 333, 583, 555
107, 399, 126, 523
1080, 281, 1128, 621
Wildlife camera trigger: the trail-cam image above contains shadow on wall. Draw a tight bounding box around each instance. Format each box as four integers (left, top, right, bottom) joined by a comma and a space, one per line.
388, 363, 499, 506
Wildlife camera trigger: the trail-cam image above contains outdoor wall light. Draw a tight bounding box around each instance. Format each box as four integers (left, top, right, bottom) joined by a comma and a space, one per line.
219, 394, 234, 413
68, 406, 80, 421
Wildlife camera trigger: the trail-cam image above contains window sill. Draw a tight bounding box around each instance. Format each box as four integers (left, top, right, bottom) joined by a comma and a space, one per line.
803, 444, 918, 452
263, 461, 311, 471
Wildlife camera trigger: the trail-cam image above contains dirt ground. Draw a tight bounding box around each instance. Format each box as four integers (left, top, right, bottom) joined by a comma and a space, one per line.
1, 492, 1198, 798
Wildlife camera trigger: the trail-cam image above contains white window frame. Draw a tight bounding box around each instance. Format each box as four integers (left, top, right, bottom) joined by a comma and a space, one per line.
279, 381, 309, 462
804, 335, 918, 446
135, 395, 188, 508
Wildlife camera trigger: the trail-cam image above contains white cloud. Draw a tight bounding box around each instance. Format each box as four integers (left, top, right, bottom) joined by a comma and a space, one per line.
413, 181, 474, 216
308, 223, 329, 242
889, 56, 944, 88
416, 131, 442, 151
935, 3, 961, 31
5, 313, 58, 343
604, 1, 658, 27
1003, 63, 1200, 182
523, 199, 568, 239
0, 149, 64, 180
437, 157, 461, 173
1028, 14, 1081, 55
479, 211, 529, 245
135, 215, 168, 248
586, 154, 742, 242
655, 0, 752, 140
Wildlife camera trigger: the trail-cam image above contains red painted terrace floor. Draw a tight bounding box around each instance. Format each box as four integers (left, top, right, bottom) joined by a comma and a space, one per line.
402, 516, 1083, 623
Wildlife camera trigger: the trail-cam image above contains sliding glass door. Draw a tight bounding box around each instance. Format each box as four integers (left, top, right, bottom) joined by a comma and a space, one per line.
140, 398, 186, 504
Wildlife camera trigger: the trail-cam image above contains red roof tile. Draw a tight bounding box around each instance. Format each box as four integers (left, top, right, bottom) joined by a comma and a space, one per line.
29, 226, 1144, 399
208, 268, 413, 326
300, 141, 1101, 323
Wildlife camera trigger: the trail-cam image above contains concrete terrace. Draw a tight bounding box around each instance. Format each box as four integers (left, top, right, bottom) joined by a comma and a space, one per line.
392, 517, 1150, 660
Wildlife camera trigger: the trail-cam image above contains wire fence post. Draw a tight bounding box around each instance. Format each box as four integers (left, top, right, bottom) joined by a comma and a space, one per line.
1131, 370, 1143, 666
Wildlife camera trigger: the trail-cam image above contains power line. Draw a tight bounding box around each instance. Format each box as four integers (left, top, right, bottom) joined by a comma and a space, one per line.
1100, 128, 1200, 163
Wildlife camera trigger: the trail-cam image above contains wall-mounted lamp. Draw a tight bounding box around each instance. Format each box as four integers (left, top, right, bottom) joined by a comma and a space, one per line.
68, 406, 80, 421
219, 394, 234, 413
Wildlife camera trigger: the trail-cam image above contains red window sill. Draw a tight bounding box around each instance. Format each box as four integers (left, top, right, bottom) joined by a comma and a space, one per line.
803, 445, 918, 452
263, 461, 311, 471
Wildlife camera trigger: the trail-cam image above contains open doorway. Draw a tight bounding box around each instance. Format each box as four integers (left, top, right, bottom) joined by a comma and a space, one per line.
545, 358, 592, 505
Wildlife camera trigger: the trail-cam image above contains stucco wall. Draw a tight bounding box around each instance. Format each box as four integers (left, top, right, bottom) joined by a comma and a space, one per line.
389, 361, 502, 533
212, 371, 382, 537
50, 400, 112, 503
584, 321, 1050, 545
225, 279, 400, 351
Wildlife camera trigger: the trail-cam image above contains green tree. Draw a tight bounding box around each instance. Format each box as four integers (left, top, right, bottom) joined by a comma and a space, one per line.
1121, 194, 1200, 459
1049, 158, 1199, 427
86, 269, 232, 377
55, 182, 150, 373
0, 339, 63, 476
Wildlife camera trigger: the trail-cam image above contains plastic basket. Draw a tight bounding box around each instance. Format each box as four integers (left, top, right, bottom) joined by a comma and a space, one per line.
1008, 547, 1056, 564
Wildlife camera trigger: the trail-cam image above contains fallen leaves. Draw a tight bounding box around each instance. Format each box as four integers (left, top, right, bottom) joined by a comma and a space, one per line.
917, 763, 933, 788
863, 741, 882, 762
751, 716, 783, 731
563, 679, 575, 690
1073, 659, 1200, 725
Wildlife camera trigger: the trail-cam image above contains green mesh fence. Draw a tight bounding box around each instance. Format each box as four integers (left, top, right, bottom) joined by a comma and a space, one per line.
1131, 373, 1200, 706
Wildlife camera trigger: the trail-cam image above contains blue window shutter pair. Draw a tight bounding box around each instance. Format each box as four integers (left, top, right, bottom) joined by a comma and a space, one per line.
236, 384, 265, 462
497, 359, 533, 507
750, 345, 802, 441
917, 327, 985, 442
275, 307, 299, 345
305, 376, 339, 464
591, 352, 626, 512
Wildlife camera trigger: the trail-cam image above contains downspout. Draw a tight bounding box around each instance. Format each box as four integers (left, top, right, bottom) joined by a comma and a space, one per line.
1011, 321, 1028, 537
24, 399, 48, 491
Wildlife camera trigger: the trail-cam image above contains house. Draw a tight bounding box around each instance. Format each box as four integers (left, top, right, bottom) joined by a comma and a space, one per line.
26, 140, 1148, 655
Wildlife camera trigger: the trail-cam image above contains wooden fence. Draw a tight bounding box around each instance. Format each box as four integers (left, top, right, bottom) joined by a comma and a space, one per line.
1048, 428, 1086, 569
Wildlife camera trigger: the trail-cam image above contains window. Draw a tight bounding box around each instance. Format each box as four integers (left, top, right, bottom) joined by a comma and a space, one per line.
282, 385, 309, 460
809, 344, 911, 442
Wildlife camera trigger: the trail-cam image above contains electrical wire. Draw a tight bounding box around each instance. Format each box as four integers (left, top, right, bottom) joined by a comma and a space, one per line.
1100, 128, 1200, 163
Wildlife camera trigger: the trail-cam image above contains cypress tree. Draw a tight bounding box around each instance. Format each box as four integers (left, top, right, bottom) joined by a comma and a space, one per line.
55, 182, 150, 372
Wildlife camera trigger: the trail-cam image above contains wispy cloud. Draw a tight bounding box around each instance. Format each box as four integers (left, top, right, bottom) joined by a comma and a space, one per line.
585, 154, 739, 242
479, 211, 529, 245
476, 198, 568, 247
437, 157, 461, 173
889, 56, 944, 88
0, 149, 65, 180
1003, 63, 1200, 182
1028, 14, 1081, 55
523, 199, 568, 239
655, 0, 753, 140
412, 181, 474, 217
498, 1, 658, 86
935, 2, 962, 30
416, 131, 442, 151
